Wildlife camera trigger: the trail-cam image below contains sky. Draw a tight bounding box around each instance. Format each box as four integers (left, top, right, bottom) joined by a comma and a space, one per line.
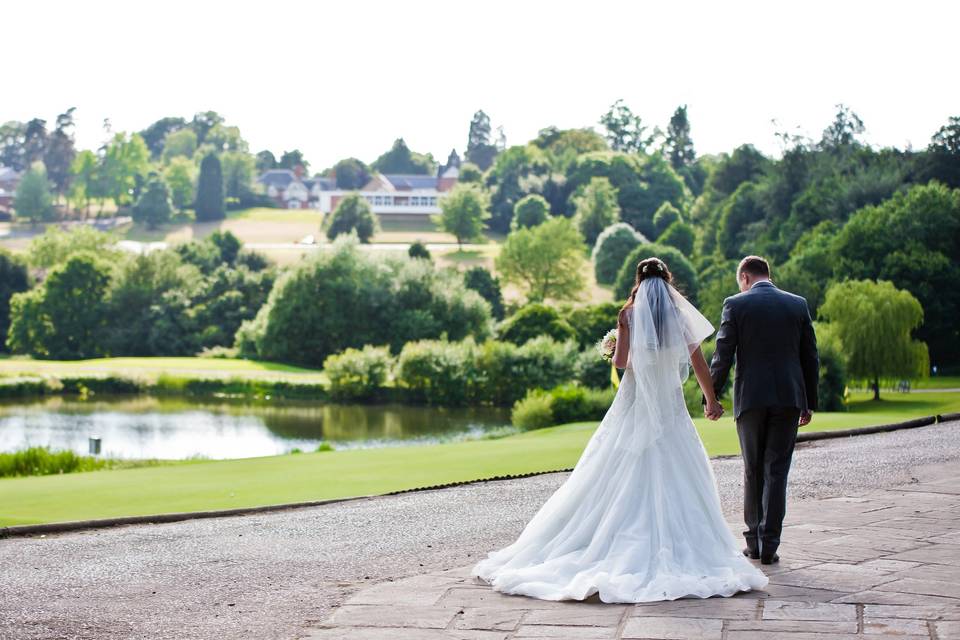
6, 0, 958, 172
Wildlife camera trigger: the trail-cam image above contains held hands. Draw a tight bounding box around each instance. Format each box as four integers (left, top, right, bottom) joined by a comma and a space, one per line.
799, 410, 814, 426
704, 398, 724, 421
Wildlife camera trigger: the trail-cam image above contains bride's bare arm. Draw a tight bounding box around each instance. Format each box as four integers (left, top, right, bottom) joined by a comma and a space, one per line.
691, 346, 723, 419
612, 308, 630, 369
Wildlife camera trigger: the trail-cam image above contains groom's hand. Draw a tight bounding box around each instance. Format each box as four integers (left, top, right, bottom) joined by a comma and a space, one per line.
704, 399, 724, 421
799, 410, 813, 426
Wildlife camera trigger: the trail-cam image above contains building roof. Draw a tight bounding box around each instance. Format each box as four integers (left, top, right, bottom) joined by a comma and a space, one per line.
384, 174, 440, 191
313, 176, 336, 190
257, 169, 297, 189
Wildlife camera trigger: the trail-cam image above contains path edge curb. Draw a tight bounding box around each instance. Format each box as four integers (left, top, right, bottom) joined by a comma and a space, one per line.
2, 414, 955, 539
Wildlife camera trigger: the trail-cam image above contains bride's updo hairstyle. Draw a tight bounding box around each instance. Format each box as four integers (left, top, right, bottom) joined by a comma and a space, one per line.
622, 257, 673, 312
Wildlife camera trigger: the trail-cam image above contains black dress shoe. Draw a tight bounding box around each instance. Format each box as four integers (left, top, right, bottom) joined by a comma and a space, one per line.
742, 548, 760, 560
760, 553, 780, 565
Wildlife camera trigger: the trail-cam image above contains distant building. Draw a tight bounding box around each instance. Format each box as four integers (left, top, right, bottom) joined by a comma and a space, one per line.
257, 165, 334, 209
256, 151, 462, 217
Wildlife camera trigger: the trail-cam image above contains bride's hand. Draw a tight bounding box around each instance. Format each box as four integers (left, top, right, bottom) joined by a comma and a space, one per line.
704, 399, 724, 421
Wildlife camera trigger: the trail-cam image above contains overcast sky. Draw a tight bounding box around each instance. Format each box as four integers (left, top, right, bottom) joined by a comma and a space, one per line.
6, 0, 958, 171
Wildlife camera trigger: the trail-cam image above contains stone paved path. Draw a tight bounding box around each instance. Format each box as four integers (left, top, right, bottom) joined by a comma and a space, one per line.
307, 464, 960, 640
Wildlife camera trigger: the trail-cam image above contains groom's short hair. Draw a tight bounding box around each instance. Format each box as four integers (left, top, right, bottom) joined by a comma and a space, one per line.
738, 256, 770, 278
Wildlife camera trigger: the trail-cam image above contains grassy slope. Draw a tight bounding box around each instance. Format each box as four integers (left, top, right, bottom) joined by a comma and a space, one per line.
2, 391, 957, 526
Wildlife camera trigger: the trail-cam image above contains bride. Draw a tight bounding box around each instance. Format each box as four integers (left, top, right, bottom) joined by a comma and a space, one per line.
473, 257, 768, 603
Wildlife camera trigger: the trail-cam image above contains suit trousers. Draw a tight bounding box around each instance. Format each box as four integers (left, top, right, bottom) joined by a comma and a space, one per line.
736, 406, 801, 555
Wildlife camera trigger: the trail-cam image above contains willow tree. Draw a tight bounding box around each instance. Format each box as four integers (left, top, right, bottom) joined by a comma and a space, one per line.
819, 279, 928, 400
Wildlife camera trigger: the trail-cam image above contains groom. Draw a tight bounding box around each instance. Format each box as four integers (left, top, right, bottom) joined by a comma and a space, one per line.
706, 256, 819, 565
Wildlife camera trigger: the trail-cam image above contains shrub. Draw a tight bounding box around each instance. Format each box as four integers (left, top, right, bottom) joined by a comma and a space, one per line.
499, 304, 578, 345
512, 194, 550, 229
396, 339, 478, 406
816, 324, 849, 412
511, 389, 555, 430
512, 336, 578, 396
549, 384, 589, 424
408, 240, 431, 261
574, 348, 614, 389
563, 302, 620, 349
656, 220, 696, 256
591, 223, 648, 285
0, 249, 29, 352
463, 266, 505, 320
323, 345, 392, 401
326, 193, 379, 242
614, 243, 699, 303
0, 447, 106, 478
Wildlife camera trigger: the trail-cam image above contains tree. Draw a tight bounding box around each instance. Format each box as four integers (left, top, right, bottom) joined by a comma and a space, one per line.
333, 158, 371, 189
819, 280, 928, 400
221, 151, 256, 201
922, 115, 960, 188
485, 144, 551, 232
139, 116, 187, 158
325, 193, 379, 242
566, 151, 688, 238
652, 201, 682, 236
133, 174, 173, 229
574, 177, 620, 246
6, 253, 112, 359
164, 157, 195, 212
831, 182, 960, 367
22, 118, 48, 168
458, 162, 483, 183
599, 99, 656, 153
716, 181, 765, 259
100, 132, 150, 206
161, 128, 198, 162
0, 250, 29, 352
27, 225, 120, 270
663, 105, 695, 170
498, 304, 578, 345
437, 184, 489, 249
463, 266, 505, 320
591, 222, 647, 285
496, 216, 587, 303
43, 108, 77, 197
14, 162, 55, 224
614, 243, 699, 302
68, 149, 99, 216
190, 111, 225, 144
466, 110, 498, 170
205, 123, 247, 153
657, 220, 696, 256
195, 152, 225, 221
705, 144, 771, 195
820, 104, 865, 150
371, 138, 435, 174
255, 150, 277, 172
512, 194, 550, 229
533, 127, 608, 171
236, 236, 490, 365
0, 120, 27, 170
278, 149, 309, 173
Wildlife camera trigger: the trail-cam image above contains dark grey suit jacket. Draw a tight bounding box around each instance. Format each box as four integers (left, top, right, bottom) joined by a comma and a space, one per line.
710, 281, 819, 419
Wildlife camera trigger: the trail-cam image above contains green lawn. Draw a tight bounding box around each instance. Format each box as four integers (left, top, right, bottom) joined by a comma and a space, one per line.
0, 356, 327, 382
915, 376, 960, 389
2, 391, 957, 527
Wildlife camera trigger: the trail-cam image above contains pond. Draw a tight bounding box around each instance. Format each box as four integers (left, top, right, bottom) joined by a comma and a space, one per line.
0, 396, 512, 460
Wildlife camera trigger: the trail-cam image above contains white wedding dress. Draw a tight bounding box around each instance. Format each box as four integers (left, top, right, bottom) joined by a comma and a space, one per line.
473, 278, 768, 603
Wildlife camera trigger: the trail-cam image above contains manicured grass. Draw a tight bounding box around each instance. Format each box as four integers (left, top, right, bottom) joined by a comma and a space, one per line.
2, 391, 957, 526
227, 207, 325, 224
914, 376, 960, 389
0, 356, 327, 383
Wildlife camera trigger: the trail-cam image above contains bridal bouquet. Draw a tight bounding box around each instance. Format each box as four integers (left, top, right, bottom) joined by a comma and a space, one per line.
596, 328, 617, 362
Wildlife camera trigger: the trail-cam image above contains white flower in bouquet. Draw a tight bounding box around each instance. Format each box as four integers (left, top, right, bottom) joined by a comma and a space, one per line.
596, 328, 617, 362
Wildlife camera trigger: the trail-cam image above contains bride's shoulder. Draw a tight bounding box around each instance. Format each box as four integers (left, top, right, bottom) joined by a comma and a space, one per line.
618, 305, 633, 325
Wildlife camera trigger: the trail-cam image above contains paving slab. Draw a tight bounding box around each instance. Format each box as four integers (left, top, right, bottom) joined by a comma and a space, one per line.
309, 465, 960, 640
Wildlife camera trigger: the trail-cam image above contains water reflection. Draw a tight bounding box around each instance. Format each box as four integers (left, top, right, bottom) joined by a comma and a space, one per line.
0, 395, 510, 460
